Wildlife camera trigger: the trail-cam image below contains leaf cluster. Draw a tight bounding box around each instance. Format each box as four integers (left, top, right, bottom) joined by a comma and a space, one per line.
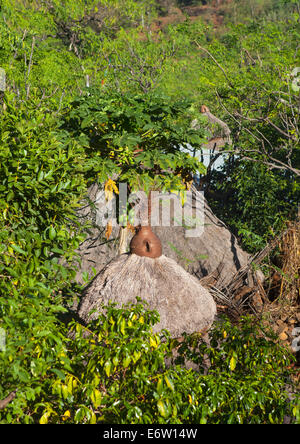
3, 301, 298, 424
61, 88, 207, 193
0, 93, 88, 423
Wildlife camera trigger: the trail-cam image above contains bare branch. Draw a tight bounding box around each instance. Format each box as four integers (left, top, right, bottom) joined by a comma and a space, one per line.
215, 91, 300, 176
194, 41, 234, 88
237, 156, 300, 176
0, 390, 17, 410
25, 36, 35, 99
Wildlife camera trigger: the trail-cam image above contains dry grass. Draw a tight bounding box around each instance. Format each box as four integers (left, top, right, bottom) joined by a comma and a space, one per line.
201, 221, 299, 327
77, 253, 217, 338
278, 221, 300, 306
202, 221, 299, 367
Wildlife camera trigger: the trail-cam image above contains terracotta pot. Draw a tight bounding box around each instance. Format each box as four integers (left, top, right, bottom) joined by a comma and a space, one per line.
130, 226, 162, 258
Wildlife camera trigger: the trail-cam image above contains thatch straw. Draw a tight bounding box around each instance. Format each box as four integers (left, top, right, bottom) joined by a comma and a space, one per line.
77, 253, 217, 338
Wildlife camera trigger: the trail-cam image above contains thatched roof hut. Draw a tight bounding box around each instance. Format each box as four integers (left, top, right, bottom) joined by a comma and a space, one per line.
77, 244, 217, 338
74, 183, 249, 288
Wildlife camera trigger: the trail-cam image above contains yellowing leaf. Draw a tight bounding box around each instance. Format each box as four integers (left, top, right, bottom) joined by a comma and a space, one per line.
127, 222, 136, 233
39, 411, 51, 424
62, 410, 71, 421
149, 334, 160, 349
230, 355, 237, 371
170, 189, 188, 206
90, 412, 97, 424
104, 185, 113, 202
67, 376, 78, 394
62, 384, 69, 399
91, 389, 102, 409
133, 351, 141, 363
156, 377, 163, 395
105, 221, 113, 240
104, 178, 119, 202
185, 180, 193, 191
120, 318, 126, 335
164, 375, 175, 392
150, 336, 158, 348
157, 399, 168, 418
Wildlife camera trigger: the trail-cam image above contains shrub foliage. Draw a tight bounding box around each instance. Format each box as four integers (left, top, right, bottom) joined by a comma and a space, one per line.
0, 0, 299, 425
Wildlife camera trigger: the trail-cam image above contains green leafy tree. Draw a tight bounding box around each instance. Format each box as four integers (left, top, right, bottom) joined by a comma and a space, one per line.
0, 93, 88, 423
159, 16, 300, 252
0, 0, 299, 425
61, 88, 207, 196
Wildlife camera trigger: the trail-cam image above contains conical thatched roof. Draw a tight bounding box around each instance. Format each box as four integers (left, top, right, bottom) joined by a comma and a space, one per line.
77, 253, 217, 338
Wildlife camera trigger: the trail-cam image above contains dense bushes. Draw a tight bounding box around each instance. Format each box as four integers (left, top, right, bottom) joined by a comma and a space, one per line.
0, 0, 299, 424
0, 93, 87, 423
0, 93, 87, 294
1, 298, 299, 424
0, 89, 298, 424
207, 160, 299, 252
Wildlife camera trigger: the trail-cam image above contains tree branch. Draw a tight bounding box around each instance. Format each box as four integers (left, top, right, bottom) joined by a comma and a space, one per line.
215, 92, 300, 176
0, 390, 17, 410
194, 41, 234, 88
233, 110, 296, 141
25, 36, 35, 99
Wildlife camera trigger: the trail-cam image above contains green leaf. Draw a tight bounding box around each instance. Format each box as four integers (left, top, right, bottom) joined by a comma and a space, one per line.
122, 355, 131, 368
51, 247, 65, 255
52, 369, 66, 380
157, 399, 171, 418
48, 226, 56, 240
11, 244, 27, 255
156, 377, 164, 396
112, 356, 119, 367
74, 407, 86, 423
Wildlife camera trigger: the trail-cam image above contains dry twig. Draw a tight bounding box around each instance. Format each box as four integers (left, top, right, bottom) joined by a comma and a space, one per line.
0, 391, 17, 410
